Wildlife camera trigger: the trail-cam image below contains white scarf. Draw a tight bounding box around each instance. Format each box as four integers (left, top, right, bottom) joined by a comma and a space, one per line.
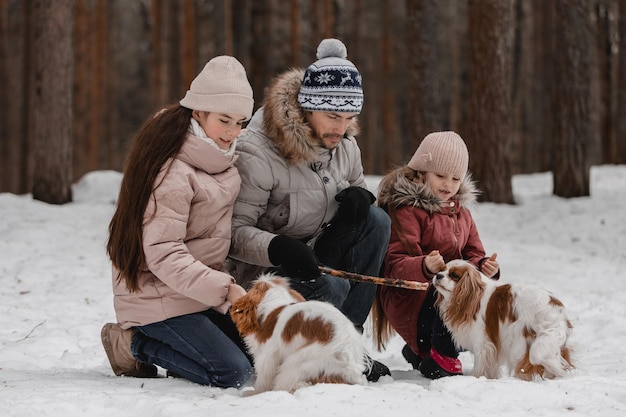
189, 118, 237, 156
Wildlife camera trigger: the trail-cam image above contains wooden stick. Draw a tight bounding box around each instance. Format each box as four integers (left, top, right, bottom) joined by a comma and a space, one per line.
318, 266, 429, 291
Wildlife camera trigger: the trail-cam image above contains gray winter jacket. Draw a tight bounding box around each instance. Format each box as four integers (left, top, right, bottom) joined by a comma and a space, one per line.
228, 68, 367, 287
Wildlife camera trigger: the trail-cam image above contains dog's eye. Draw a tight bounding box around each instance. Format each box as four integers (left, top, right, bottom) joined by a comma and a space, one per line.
449, 271, 461, 280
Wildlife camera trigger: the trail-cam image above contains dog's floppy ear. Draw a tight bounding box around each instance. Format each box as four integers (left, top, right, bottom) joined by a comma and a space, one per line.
446, 264, 486, 327
230, 280, 273, 336
231, 293, 262, 337
230, 281, 269, 337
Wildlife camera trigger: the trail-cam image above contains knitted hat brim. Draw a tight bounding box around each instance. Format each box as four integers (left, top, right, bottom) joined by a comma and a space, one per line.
180, 92, 254, 120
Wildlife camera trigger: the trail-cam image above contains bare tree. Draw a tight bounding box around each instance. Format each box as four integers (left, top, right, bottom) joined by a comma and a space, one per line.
406, 0, 443, 148
0, 0, 10, 192
465, 0, 514, 203
31, 0, 74, 204
617, 0, 626, 162
0, 0, 32, 194
527, 0, 555, 174
594, 0, 617, 164
552, 0, 592, 198
380, 0, 400, 170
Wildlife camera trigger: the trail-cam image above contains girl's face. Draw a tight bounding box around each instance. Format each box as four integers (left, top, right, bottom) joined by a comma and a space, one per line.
193, 111, 246, 150
424, 171, 462, 201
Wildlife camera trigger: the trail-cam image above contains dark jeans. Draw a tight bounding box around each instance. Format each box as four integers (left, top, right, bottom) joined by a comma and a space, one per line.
271, 205, 391, 330
416, 285, 459, 358
132, 310, 253, 387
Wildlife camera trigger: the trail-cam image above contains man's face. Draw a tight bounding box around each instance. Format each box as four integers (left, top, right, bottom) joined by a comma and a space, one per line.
306, 111, 358, 149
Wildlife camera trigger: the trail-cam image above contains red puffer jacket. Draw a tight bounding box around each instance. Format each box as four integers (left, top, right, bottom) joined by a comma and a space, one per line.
376, 167, 489, 357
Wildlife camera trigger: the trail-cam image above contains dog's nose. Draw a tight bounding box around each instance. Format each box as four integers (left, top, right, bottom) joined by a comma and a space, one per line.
434, 273, 444, 280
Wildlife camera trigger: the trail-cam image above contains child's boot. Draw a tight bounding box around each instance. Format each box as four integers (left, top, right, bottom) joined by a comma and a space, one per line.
418, 347, 462, 379
401, 344, 423, 370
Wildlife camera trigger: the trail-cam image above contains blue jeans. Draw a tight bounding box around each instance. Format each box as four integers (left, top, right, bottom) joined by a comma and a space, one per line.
273, 206, 391, 330
131, 310, 253, 387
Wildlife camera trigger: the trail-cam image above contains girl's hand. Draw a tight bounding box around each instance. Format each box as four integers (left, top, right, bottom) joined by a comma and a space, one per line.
425, 250, 445, 274
226, 283, 247, 304
481, 253, 499, 278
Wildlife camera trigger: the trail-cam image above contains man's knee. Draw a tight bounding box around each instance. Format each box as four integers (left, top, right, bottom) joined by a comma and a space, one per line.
368, 205, 391, 231
289, 274, 350, 307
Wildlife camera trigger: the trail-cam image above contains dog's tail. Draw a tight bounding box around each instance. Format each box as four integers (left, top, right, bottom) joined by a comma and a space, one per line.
529, 317, 575, 378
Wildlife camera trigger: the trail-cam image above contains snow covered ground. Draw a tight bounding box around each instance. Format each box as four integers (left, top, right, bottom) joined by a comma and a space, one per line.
1, 166, 625, 417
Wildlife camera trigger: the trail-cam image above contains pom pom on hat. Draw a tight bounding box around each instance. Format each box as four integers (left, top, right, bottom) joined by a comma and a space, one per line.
180, 56, 254, 120
298, 38, 363, 113
407, 131, 469, 179
317, 38, 347, 59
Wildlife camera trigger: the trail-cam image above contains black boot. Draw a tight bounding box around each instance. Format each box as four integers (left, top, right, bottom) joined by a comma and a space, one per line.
364, 356, 391, 382
401, 344, 422, 370
418, 349, 462, 380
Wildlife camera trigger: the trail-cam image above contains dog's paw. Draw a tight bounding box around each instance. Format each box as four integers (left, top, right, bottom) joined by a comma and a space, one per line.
240, 388, 257, 397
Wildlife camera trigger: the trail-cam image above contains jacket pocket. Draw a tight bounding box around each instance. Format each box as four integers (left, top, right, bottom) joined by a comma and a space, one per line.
257, 193, 291, 232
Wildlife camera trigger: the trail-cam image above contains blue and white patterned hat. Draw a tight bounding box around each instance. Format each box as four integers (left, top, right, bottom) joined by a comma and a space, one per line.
297, 39, 363, 113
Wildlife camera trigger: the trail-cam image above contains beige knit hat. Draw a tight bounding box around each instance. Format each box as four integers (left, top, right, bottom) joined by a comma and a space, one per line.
180, 56, 254, 120
407, 131, 469, 179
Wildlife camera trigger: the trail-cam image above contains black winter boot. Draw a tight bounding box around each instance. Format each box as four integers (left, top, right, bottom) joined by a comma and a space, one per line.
418, 348, 462, 380
401, 344, 422, 370
364, 356, 391, 382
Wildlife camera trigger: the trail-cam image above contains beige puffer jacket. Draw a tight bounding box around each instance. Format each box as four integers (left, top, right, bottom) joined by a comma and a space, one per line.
113, 133, 241, 329
228, 69, 367, 287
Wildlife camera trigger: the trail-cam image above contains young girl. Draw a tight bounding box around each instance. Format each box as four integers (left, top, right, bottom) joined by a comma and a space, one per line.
102, 56, 254, 388
372, 131, 499, 379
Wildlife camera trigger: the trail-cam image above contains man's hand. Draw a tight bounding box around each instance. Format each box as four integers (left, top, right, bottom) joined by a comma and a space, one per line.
334, 186, 376, 225
268, 235, 321, 280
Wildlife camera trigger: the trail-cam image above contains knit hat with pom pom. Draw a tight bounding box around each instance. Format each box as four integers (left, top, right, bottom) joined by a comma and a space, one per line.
408, 131, 469, 179
180, 56, 254, 120
297, 38, 363, 113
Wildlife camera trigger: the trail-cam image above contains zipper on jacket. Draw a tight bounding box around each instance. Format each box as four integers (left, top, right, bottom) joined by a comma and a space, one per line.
448, 203, 459, 256
306, 163, 332, 244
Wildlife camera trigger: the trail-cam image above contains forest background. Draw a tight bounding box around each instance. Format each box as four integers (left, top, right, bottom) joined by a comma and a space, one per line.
1, 0, 626, 204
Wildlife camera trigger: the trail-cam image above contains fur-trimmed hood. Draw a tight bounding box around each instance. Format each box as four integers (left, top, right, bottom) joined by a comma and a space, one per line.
377, 166, 479, 213
260, 68, 359, 164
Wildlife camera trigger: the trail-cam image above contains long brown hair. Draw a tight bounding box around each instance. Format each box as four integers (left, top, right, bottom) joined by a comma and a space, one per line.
107, 104, 192, 292
370, 289, 396, 351
370, 166, 420, 350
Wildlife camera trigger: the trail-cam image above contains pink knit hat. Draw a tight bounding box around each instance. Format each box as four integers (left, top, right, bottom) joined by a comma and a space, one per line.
407, 131, 469, 179
180, 56, 254, 120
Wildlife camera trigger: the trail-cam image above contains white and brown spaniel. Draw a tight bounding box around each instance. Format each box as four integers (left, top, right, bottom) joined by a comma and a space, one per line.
433, 259, 574, 380
230, 274, 366, 394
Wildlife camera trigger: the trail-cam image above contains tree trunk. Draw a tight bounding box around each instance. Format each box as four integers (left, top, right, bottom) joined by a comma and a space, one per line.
406, 0, 442, 150
594, 1, 615, 164
552, 0, 592, 198
465, 0, 514, 204
0, 0, 32, 194
31, 0, 74, 204
617, 0, 626, 162
528, 0, 554, 174
380, 0, 400, 170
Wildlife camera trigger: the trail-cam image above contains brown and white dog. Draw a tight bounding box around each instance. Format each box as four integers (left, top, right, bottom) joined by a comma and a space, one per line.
432, 260, 574, 380
230, 274, 366, 394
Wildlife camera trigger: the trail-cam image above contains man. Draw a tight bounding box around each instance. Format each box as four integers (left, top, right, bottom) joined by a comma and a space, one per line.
228, 39, 391, 381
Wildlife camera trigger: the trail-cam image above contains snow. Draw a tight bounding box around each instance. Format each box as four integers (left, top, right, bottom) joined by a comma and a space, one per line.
2, 166, 626, 417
